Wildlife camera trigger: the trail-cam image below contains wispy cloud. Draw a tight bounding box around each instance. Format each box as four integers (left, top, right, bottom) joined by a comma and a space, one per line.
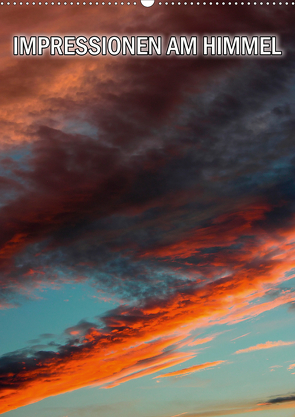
101, 351, 196, 389
234, 341, 295, 354
188, 336, 216, 346
153, 361, 226, 379
231, 333, 250, 342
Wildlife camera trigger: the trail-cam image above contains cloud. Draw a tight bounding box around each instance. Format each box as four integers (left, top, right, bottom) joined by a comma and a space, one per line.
259, 393, 295, 405
101, 352, 196, 389
1, 238, 295, 413
234, 340, 295, 354
188, 336, 217, 346
0, 9, 293, 306
64, 320, 98, 338
1, 4, 295, 415
230, 333, 250, 342
171, 413, 188, 417
167, 393, 295, 417
153, 360, 226, 379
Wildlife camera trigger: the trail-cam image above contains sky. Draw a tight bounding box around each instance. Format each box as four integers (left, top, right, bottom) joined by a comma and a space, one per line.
0, 4, 295, 417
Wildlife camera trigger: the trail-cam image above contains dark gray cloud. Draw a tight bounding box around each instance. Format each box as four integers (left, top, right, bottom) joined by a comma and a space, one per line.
262, 393, 295, 405
1, 49, 295, 306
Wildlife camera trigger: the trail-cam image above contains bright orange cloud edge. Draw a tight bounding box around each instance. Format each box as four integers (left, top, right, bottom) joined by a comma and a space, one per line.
153, 360, 226, 379
1, 204, 295, 413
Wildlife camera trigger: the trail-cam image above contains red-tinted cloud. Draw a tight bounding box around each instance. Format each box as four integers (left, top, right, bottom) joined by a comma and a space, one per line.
154, 360, 226, 379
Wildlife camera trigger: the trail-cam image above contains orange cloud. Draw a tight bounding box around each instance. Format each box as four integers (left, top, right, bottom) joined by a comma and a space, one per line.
101, 353, 196, 389
1, 238, 295, 415
154, 360, 226, 379
1, 230, 295, 415
187, 332, 226, 346
188, 336, 216, 346
234, 341, 295, 355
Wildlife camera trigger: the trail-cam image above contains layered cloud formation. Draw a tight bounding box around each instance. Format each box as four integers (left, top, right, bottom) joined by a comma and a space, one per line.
0, 5, 295, 416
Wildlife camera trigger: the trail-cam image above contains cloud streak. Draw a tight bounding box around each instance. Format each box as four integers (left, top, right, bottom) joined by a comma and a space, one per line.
153, 360, 226, 379
234, 341, 295, 354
